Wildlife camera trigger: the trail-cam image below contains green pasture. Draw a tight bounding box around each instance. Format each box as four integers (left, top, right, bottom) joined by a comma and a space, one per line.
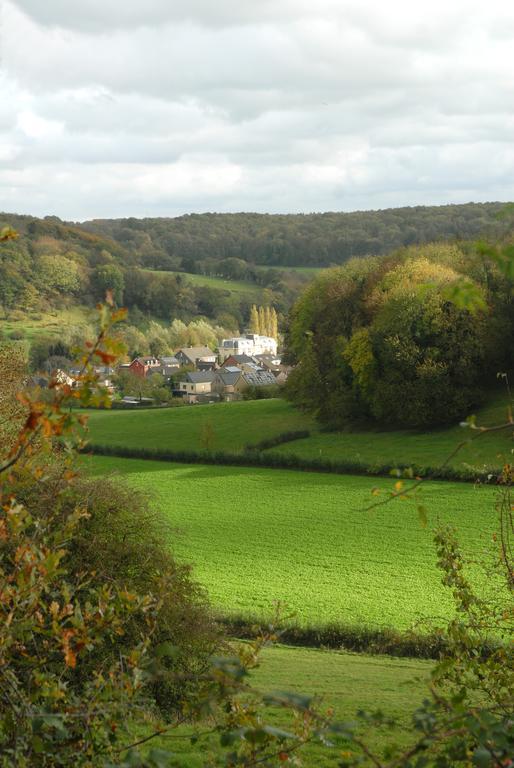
0, 306, 94, 342
84, 394, 513, 471
86, 456, 499, 631
135, 644, 431, 766
84, 399, 316, 453
267, 393, 514, 472
146, 269, 264, 300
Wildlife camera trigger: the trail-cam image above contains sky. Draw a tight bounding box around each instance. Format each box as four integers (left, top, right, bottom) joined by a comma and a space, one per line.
1, 0, 514, 221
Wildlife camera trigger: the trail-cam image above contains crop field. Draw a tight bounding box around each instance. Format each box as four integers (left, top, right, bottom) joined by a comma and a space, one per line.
86, 455, 499, 631
136, 644, 431, 766
84, 399, 316, 453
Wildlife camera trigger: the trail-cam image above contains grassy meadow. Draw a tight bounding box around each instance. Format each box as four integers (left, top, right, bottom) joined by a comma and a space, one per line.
86, 455, 499, 631
1, 306, 95, 341
84, 399, 317, 453
136, 644, 431, 766
146, 269, 265, 301
84, 394, 514, 471
267, 394, 514, 471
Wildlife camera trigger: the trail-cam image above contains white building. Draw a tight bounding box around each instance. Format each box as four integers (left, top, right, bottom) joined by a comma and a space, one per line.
220, 334, 277, 360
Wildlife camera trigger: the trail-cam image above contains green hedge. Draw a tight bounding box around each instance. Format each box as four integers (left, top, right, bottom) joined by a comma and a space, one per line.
220, 616, 502, 660
82, 442, 500, 484
245, 430, 311, 452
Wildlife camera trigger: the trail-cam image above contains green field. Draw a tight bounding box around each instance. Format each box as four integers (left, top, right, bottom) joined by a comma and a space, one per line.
137, 644, 431, 766
147, 269, 264, 301
86, 456, 498, 630
84, 399, 316, 453
84, 395, 513, 471
267, 394, 514, 472
1, 306, 95, 342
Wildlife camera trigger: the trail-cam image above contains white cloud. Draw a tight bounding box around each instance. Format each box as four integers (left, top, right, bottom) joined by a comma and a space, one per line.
1, 0, 514, 219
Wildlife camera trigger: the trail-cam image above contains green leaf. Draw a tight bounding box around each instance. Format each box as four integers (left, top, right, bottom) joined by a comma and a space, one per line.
263, 690, 313, 711
472, 746, 493, 768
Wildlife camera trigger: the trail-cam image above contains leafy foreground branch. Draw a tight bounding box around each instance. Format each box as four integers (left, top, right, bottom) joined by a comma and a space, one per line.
1, 294, 513, 766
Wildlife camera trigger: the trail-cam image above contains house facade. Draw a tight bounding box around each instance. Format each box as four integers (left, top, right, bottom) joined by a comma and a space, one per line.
174, 371, 218, 403
128, 357, 161, 378
219, 334, 277, 360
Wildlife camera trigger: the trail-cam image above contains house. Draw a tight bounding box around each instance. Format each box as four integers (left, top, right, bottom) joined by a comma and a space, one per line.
222, 354, 259, 368
128, 356, 161, 378
173, 371, 218, 403
175, 347, 217, 369
155, 356, 180, 379
220, 334, 277, 360
212, 367, 246, 401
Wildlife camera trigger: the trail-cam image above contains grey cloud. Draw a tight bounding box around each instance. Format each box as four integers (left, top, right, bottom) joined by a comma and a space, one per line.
2, 0, 514, 219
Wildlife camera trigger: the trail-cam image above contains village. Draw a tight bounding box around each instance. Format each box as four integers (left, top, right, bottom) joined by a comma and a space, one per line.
50, 332, 292, 406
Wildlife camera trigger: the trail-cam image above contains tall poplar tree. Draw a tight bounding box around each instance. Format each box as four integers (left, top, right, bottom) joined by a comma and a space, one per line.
249, 304, 260, 334
270, 307, 278, 340
258, 306, 266, 335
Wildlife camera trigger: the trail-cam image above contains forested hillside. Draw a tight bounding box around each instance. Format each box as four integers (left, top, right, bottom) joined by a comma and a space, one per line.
0, 203, 509, 337
81, 202, 506, 269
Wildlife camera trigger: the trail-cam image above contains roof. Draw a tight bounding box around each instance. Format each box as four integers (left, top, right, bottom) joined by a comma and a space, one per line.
175, 346, 216, 362
185, 371, 218, 384
216, 369, 243, 386
243, 371, 277, 387
254, 354, 282, 366
224, 353, 256, 364
133, 356, 160, 366
159, 356, 179, 365
223, 365, 242, 373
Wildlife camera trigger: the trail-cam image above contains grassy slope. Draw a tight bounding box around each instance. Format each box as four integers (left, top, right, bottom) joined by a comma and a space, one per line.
85, 395, 513, 471
268, 394, 514, 472
146, 269, 264, 300
85, 399, 317, 453
138, 644, 431, 766
1, 306, 95, 341
85, 456, 498, 630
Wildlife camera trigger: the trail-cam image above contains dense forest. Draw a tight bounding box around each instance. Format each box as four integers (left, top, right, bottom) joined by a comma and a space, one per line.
80, 203, 507, 270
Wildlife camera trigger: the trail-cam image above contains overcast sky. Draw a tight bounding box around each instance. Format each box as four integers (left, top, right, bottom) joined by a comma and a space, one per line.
1, 0, 514, 221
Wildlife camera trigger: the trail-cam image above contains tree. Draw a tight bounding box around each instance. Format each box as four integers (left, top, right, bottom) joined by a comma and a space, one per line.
270, 306, 279, 339
249, 304, 260, 334
92, 263, 125, 304
258, 305, 266, 335
285, 247, 499, 428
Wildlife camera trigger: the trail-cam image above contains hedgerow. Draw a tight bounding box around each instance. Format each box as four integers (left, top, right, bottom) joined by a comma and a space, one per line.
83, 442, 501, 484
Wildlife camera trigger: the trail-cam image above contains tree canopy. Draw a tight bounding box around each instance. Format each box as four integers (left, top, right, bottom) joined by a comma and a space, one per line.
285, 243, 513, 428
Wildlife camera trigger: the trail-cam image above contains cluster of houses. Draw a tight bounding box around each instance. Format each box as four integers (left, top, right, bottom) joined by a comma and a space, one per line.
117, 334, 290, 404
34, 335, 290, 405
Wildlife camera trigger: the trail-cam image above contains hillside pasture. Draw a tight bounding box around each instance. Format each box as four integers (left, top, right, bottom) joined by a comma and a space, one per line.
1, 306, 95, 342
84, 394, 513, 472
146, 269, 264, 301
267, 393, 514, 472
84, 399, 316, 454
86, 456, 499, 631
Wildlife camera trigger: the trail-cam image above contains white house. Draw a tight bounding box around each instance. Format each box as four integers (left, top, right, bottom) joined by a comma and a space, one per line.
220, 334, 277, 360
